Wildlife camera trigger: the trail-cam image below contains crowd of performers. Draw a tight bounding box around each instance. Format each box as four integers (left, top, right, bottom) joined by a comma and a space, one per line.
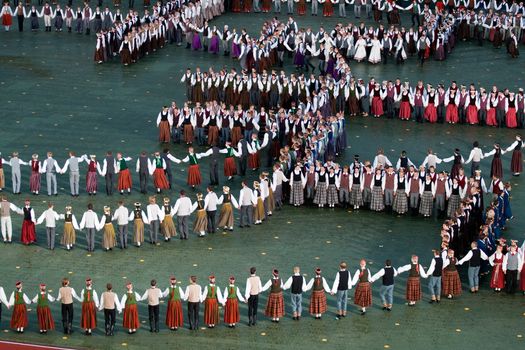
0, 239, 524, 336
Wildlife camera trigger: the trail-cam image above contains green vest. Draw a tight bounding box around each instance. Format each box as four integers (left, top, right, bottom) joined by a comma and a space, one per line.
189, 154, 198, 165
15, 291, 24, 305
119, 159, 128, 171
169, 287, 180, 302
155, 158, 163, 168
207, 285, 216, 299
83, 289, 93, 303
126, 292, 136, 305
227, 286, 236, 299
227, 147, 234, 157
37, 293, 49, 307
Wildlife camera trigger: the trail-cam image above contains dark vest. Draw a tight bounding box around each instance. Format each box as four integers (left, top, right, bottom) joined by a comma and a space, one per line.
382, 267, 394, 286
291, 275, 303, 294
432, 257, 443, 277
337, 270, 349, 290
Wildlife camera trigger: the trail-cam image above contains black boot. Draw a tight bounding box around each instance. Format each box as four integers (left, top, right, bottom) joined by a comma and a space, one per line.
186, 42, 191, 49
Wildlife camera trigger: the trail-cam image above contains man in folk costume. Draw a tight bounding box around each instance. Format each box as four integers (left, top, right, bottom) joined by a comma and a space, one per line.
141, 279, 163, 333
60, 152, 86, 197
128, 202, 147, 247
8, 281, 31, 333
29, 154, 42, 195
76, 278, 99, 335
305, 268, 330, 319
101, 151, 117, 196
56, 278, 79, 335
204, 186, 219, 235
283, 266, 307, 320
330, 261, 352, 319
121, 282, 141, 334
371, 260, 398, 311
221, 276, 245, 328
112, 201, 129, 249
244, 266, 263, 326
146, 196, 164, 245
262, 269, 285, 323
160, 197, 177, 241
149, 152, 169, 194
79, 203, 100, 252
16, 199, 36, 245
116, 153, 133, 195
457, 241, 489, 293
42, 152, 61, 196
217, 186, 239, 231
136, 152, 150, 194
162, 277, 186, 331
157, 106, 173, 143
0, 152, 7, 191
247, 132, 269, 171
32, 283, 55, 334
503, 243, 523, 294
351, 259, 373, 315
184, 276, 203, 331
181, 147, 208, 188
98, 283, 121, 336
397, 255, 428, 306
201, 275, 222, 328
36, 202, 61, 250
5, 152, 28, 194
425, 248, 447, 303
272, 163, 288, 209
1, 196, 20, 243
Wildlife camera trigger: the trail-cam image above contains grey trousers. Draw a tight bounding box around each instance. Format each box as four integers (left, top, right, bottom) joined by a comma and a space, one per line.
409, 193, 419, 209
178, 215, 189, 239
69, 171, 79, 195
354, 5, 361, 18
240, 205, 253, 226
468, 266, 480, 289
118, 224, 128, 248
384, 189, 394, 206
12, 170, 21, 193
274, 0, 281, 12
149, 219, 159, 243
339, 4, 346, 17
46, 227, 56, 249
428, 276, 441, 297
46, 173, 57, 195
435, 194, 446, 211
253, 0, 261, 11
311, 0, 318, 14
290, 293, 302, 315
287, 0, 294, 13
86, 228, 95, 251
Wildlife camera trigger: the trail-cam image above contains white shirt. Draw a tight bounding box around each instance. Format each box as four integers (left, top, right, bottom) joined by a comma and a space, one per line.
172, 197, 193, 216
204, 192, 219, 211
77, 288, 100, 308
283, 274, 307, 292
80, 210, 99, 229
112, 206, 130, 225
36, 208, 60, 228
146, 204, 165, 222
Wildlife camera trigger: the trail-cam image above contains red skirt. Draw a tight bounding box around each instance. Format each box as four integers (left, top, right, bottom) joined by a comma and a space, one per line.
204, 298, 219, 325
86, 171, 98, 193
159, 120, 171, 142
511, 149, 523, 173
371, 96, 384, 116
486, 108, 497, 126
399, 101, 411, 120
406, 276, 421, 302
224, 298, 240, 324
37, 306, 55, 330
118, 168, 132, 190
81, 301, 97, 329
224, 157, 237, 177
166, 300, 183, 328
506, 108, 517, 128
123, 304, 139, 329
2, 13, 12, 26
231, 127, 242, 145
520, 264, 525, 291
248, 153, 260, 169
323, 2, 333, 16
354, 282, 372, 307
187, 164, 201, 186
153, 168, 169, 189
261, 0, 271, 11
298, 2, 306, 14
466, 105, 478, 124
10, 304, 28, 329
232, 0, 241, 12
30, 171, 41, 192
265, 292, 284, 318
442, 270, 462, 296
309, 290, 327, 315
490, 264, 505, 289
208, 126, 219, 146
21, 220, 36, 244
424, 103, 437, 123
446, 105, 458, 123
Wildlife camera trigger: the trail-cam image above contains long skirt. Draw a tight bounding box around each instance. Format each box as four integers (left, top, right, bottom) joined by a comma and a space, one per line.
354, 282, 372, 307
253, 198, 265, 221
248, 153, 260, 169
371, 96, 384, 116
265, 292, 284, 318
491, 157, 503, 178
290, 182, 304, 205
86, 171, 97, 193
37, 305, 55, 330
520, 264, 525, 291
511, 149, 523, 174
204, 298, 219, 325
153, 168, 169, 189
309, 290, 327, 315
442, 270, 462, 296
313, 185, 327, 205
192, 34, 202, 50
224, 157, 237, 177
446, 105, 459, 123
406, 277, 421, 302
183, 124, 194, 143
61, 222, 76, 246
486, 108, 497, 126
218, 203, 234, 228
193, 209, 207, 232
327, 184, 338, 206
425, 103, 438, 123
466, 105, 478, 124
224, 298, 240, 324
490, 264, 505, 289
81, 301, 97, 329
10, 304, 28, 329
102, 223, 116, 249
187, 164, 201, 186
0, 168, 4, 188
393, 190, 408, 214
447, 194, 460, 217
370, 186, 384, 211
123, 304, 139, 329
349, 184, 363, 206
30, 171, 41, 192
21, 220, 36, 244
231, 126, 242, 145
267, 188, 275, 212
133, 219, 144, 244
159, 120, 171, 142
161, 216, 177, 238
419, 191, 434, 216
166, 299, 183, 328
209, 35, 220, 54
399, 101, 411, 120
118, 169, 132, 190
208, 126, 219, 146
506, 108, 517, 128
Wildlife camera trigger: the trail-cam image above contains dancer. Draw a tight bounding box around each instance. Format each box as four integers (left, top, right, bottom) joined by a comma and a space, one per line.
98, 283, 121, 336
371, 259, 398, 311
56, 278, 79, 335
77, 278, 99, 336
351, 259, 373, 315
163, 277, 186, 331
8, 281, 31, 333
121, 282, 141, 334
263, 269, 285, 323
32, 283, 55, 334
398, 255, 427, 306
202, 275, 222, 328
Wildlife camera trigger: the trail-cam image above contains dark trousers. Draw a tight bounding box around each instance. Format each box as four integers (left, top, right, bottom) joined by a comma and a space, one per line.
496, 108, 506, 127
210, 161, 219, 185
187, 302, 199, 330
61, 303, 74, 333
148, 305, 160, 331
238, 157, 247, 176
139, 171, 148, 193
165, 170, 172, 188
18, 15, 24, 32
105, 173, 114, 195
206, 210, 216, 233
505, 269, 518, 294
104, 308, 116, 334
248, 295, 258, 325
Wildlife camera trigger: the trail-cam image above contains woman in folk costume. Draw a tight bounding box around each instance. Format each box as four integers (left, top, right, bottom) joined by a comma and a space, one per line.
177, 106, 196, 145
397, 255, 427, 306
252, 181, 265, 224
161, 198, 177, 241
119, 34, 132, 66
261, 172, 275, 216
484, 143, 505, 179
116, 153, 132, 194
505, 135, 524, 176
314, 165, 329, 208
217, 186, 239, 231
465, 86, 479, 125
289, 163, 306, 206
84, 155, 101, 195
16, 199, 36, 245
32, 283, 55, 334
94, 32, 106, 64
446, 177, 465, 218
442, 148, 464, 180
351, 259, 373, 315
97, 206, 116, 251
419, 173, 436, 217
60, 206, 78, 251
121, 282, 141, 334
221, 276, 245, 328
208, 26, 220, 55
305, 268, 330, 319
192, 193, 208, 236
9, 281, 31, 333
505, 92, 518, 128
128, 202, 147, 247
29, 154, 42, 195
442, 249, 462, 299
348, 164, 364, 209
263, 269, 285, 322
296, 0, 306, 15
445, 88, 460, 124
243, 0, 252, 12
1, 2, 13, 31
320, 0, 334, 17
247, 132, 269, 171
181, 147, 208, 188
370, 167, 385, 212
326, 166, 339, 208
220, 140, 241, 180
489, 244, 505, 292
519, 241, 525, 294
201, 275, 222, 328
396, 85, 412, 121
149, 151, 169, 193
392, 168, 409, 215
76, 278, 99, 336
370, 83, 385, 117
156, 106, 172, 143
163, 277, 186, 331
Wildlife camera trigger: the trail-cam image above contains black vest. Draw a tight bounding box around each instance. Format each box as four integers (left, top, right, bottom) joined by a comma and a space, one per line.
291, 276, 303, 294
337, 270, 349, 290
469, 249, 481, 267
432, 257, 443, 277
382, 267, 394, 286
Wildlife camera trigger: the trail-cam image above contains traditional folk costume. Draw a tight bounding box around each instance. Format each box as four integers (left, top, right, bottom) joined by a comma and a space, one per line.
442, 253, 462, 298
18, 201, 36, 245
506, 137, 523, 176
392, 173, 409, 214
489, 250, 505, 291
116, 155, 132, 194
9, 283, 30, 333
192, 195, 208, 236
222, 277, 245, 327
161, 198, 177, 240
252, 182, 265, 224
289, 166, 306, 206
218, 187, 239, 231
306, 269, 330, 319
202, 277, 222, 328
263, 271, 285, 322
29, 155, 41, 195
98, 206, 116, 251
150, 154, 169, 192
419, 176, 436, 217
398, 258, 427, 305
314, 169, 328, 207
157, 107, 173, 143
221, 144, 240, 179
129, 203, 147, 247
33, 284, 55, 333
85, 155, 100, 195
352, 264, 373, 315
121, 284, 141, 333
78, 279, 99, 335
326, 171, 339, 208
163, 278, 186, 330
182, 151, 205, 187
61, 207, 78, 250
370, 171, 385, 211
247, 133, 269, 170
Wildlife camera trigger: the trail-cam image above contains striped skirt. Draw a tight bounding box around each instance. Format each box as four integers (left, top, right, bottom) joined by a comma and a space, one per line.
327, 184, 338, 206
265, 292, 284, 318
349, 184, 363, 206
442, 270, 462, 296
447, 194, 460, 217
37, 305, 55, 330
218, 203, 234, 228
10, 304, 28, 329
290, 182, 304, 205
80, 301, 97, 329
370, 186, 384, 211
419, 191, 434, 216
406, 277, 421, 302
86, 171, 98, 193
393, 190, 408, 214
309, 290, 327, 315
123, 304, 139, 329
224, 298, 240, 324
30, 171, 41, 192
354, 282, 372, 307
193, 209, 208, 232
204, 298, 219, 325
161, 216, 177, 238
166, 300, 183, 328
313, 185, 327, 205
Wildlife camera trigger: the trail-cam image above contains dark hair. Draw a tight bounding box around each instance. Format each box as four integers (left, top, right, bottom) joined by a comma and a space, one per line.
87, 203, 93, 210
386, 259, 391, 266
250, 267, 256, 274
150, 279, 156, 286
106, 283, 112, 290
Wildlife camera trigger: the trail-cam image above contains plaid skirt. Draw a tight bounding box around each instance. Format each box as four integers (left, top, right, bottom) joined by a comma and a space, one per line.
265, 291, 284, 318
327, 184, 338, 205
362, 187, 372, 204
313, 185, 327, 205
419, 191, 434, 216
350, 184, 363, 206
393, 190, 408, 214
442, 270, 462, 296
309, 290, 327, 315
447, 194, 460, 217
406, 276, 421, 302
354, 282, 372, 307
290, 182, 304, 205
370, 186, 385, 211
30, 171, 41, 192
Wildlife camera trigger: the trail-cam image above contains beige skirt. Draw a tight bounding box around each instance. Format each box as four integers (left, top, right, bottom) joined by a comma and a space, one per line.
103, 223, 117, 249
133, 219, 144, 243
253, 198, 265, 221
61, 222, 76, 246
0, 168, 4, 188
218, 203, 234, 228
267, 188, 275, 212
193, 209, 207, 232
161, 215, 177, 238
